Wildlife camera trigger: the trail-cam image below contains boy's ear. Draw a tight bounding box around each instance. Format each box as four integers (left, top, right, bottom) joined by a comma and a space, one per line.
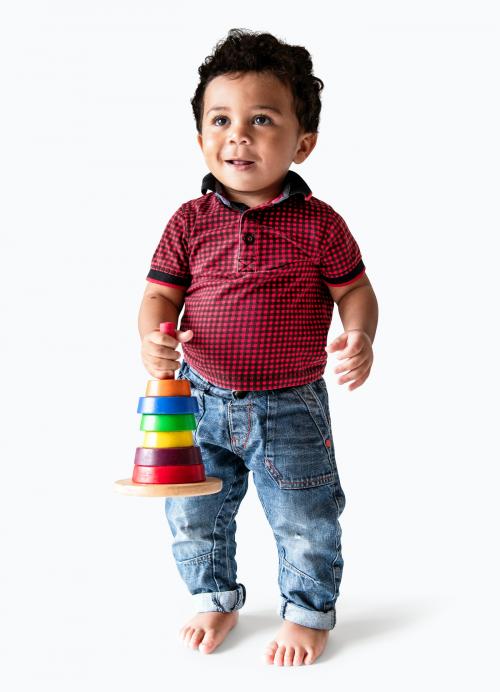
197, 132, 203, 150
293, 132, 318, 164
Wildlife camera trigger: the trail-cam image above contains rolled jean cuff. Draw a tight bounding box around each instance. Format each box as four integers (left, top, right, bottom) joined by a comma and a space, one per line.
278, 596, 336, 630
192, 583, 246, 613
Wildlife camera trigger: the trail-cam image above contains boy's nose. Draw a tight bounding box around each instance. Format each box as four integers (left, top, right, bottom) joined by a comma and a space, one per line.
229, 129, 250, 143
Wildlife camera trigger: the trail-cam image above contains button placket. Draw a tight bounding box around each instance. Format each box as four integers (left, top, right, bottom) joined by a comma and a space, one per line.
238, 212, 257, 273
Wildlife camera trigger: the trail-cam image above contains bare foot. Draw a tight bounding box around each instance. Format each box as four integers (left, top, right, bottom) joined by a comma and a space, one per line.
263, 619, 330, 666
179, 610, 239, 654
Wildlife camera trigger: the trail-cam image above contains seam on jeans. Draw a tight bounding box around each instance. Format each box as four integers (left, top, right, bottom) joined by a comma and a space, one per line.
224, 472, 248, 583
242, 401, 253, 448
227, 401, 253, 451
228, 403, 236, 450
252, 472, 274, 528
330, 483, 342, 604
318, 379, 333, 430
264, 391, 273, 467
211, 473, 238, 592
320, 382, 332, 431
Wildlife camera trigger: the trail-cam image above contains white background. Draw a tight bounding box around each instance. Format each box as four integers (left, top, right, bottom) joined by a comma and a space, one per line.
1, 1, 499, 689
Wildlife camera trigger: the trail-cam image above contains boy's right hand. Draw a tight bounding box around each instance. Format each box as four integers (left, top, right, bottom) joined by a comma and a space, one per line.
141, 328, 193, 379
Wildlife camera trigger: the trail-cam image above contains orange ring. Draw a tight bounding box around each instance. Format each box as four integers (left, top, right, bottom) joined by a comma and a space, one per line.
145, 379, 192, 397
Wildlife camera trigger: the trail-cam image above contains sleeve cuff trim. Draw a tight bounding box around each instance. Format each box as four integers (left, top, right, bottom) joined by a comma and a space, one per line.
322, 260, 366, 286
146, 269, 190, 289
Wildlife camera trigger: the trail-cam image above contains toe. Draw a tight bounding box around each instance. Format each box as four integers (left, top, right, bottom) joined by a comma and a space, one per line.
283, 646, 295, 666
303, 648, 316, 665
293, 647, 306, 666
274, 644, 286, 666
182, 627, 193, 645
189, 628, 205, 649
199, 630, 217, 654
263, 641, 278, 664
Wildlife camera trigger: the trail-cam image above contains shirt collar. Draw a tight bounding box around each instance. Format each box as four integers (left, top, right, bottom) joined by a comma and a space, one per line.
200, 169, 313, 211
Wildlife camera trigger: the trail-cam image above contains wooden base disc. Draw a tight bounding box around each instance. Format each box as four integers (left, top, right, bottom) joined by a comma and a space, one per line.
113, 476, 222, 497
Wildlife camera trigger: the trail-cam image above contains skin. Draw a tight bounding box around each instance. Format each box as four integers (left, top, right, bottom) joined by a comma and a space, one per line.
177, 71, 378, 665
196, 70, 317, 208
325, 282, 378, 390
327, 325, 374, 390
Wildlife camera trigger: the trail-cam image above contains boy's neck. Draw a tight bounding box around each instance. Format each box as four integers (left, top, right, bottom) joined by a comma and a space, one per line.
215, 173, 289, 209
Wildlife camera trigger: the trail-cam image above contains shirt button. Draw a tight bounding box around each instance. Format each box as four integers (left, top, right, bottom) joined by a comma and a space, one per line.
244, 233, 255, 244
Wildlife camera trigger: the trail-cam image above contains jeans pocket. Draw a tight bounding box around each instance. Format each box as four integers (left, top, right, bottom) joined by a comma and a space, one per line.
306, 378, 333, 435
264, 385, 336, 490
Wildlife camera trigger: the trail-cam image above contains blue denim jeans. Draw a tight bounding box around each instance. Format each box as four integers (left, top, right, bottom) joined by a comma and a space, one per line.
164, 359, 347, 630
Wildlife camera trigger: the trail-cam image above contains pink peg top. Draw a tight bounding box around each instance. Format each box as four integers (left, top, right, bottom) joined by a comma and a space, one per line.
159, 322, 176, 338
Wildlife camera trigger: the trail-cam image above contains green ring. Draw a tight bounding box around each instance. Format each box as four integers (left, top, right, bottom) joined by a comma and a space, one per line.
140, 413, 197, 432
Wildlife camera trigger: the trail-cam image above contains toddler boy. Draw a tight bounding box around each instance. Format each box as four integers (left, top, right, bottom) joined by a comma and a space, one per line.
138, 28, 378, 666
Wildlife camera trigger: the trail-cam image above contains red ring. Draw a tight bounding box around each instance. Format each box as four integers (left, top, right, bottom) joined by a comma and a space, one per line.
132, 463, 206, 484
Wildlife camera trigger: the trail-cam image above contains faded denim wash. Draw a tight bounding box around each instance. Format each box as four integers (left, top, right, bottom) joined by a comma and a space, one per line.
164, 359, 347, 630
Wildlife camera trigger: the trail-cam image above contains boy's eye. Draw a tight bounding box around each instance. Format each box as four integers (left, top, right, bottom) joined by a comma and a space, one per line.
211, 114, 272, 126
254, 114, 271, 125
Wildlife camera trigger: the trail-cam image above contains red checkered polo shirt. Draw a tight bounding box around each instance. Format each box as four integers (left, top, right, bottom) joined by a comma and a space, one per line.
146, 169, 366, 390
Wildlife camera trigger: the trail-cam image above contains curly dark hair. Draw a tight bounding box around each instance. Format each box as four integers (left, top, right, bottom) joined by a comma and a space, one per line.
191, 28, 324, 135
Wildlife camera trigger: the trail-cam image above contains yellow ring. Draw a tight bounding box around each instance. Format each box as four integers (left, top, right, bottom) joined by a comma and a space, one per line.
142, 430, 194, 448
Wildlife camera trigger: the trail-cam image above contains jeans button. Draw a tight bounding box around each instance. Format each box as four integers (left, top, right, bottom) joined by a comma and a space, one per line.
233, 390, 247, 398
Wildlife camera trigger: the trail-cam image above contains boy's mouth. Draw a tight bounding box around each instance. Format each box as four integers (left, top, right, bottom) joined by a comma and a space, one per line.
225, 159, 254, 169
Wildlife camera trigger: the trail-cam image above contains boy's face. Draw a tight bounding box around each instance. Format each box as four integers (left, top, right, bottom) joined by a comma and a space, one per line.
197, 71, 317, 208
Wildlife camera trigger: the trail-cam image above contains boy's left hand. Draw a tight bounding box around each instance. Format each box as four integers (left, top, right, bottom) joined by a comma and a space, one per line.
325, 329, 373, 391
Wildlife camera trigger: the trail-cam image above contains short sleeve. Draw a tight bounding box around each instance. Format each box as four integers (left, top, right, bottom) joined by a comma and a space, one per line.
146, 205, 191, 291
319, 209, 366, 286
